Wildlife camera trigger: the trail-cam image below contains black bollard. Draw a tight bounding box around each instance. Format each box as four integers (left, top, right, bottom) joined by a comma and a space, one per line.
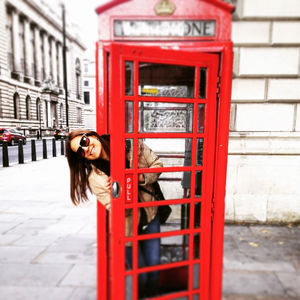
43, 139, 47, 159
18, 139, 24, 164
61, 139, 64, 155
2, 141, 9, 167
31, 140, 36, 161
52, 138, 56, 157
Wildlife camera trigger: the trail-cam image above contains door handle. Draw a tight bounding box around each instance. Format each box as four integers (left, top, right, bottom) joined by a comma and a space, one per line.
112, 181, 120, 198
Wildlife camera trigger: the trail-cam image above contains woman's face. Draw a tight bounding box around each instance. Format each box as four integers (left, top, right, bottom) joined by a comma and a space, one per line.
70, 134, 102, 160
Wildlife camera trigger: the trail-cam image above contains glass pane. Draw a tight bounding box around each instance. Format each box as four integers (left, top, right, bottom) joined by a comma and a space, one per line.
138, 234, 189, 268
139, 62, 195, 98
125, 209, 133, 237
125, 244, 133, 269
193, 294, 199, 300
194, 202, 201, 228
125, 101, 133, 133
199, 68, 207, 99
194, 233, 200, 259
139, 102, 193, 133
139, 266, 188, 298
197, 104, 205, 133
138, 204, 190, 236
196, 139, 204, 166
125, 139, 133, 169
125, 61, 133, 95
193, 263, 200, 289
139, 138, 192, 168
195, 171, 202, 197
125, 275, 133, 300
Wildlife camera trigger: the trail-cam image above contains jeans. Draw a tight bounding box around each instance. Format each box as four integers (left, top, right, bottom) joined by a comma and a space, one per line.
126, 213, 161, 298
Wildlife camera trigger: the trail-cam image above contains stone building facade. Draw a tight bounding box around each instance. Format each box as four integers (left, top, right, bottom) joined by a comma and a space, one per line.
0, 0, 86, 135
82, 57, 96, 130
226, 0, 300, 223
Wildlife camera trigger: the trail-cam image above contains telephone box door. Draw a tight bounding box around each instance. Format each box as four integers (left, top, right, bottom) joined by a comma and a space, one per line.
108, 44, 219, 300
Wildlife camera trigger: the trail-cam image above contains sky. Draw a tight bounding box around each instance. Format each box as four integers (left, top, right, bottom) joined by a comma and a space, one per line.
53, 0, 109, 55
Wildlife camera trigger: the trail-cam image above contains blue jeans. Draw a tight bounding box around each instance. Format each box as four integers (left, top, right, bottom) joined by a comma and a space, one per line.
126, 213, 161, 298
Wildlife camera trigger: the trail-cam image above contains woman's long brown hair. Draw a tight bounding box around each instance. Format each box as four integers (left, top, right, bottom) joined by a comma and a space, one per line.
65, 129, 110, 205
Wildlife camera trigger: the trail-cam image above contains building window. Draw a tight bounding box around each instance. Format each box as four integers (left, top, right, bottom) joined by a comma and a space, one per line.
77, 107, 82, 123
6, 7, 13, 71
84, 91, 90, 104
84, 80, 89, 86
26, 95, 31, 119
13, 93, 19, 119
36, 98, 41, 120
30, 25, 36, 78
84, 63, 88, 73
75, 58, 81, 99
60, 103, 64, 125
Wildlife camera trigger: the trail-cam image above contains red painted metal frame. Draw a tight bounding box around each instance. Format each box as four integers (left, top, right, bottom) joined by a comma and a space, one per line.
107, 43, 220, 299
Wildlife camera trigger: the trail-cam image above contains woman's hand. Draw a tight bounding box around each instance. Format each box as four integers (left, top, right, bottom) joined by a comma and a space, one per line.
138, 174, 145, 184
105, 176, 112, 190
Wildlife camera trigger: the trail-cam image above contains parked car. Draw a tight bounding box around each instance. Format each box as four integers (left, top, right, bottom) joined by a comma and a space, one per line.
0, 128, 26, 146
54, 128, 67, 140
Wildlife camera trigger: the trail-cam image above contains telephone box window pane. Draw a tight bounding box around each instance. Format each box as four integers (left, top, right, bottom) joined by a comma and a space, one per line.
125, 61, 134, 95
199, 68, 207, 99
125, 101, 133, 133
195, 171, 202, 197
139, 102, 193, 133
197, 104, 205, 133
193, 263, 200, 289
194, 233, 201, 259
125, 209, 133, 238
139, 62, 195, 98
125, 139, 133, 169
193, 294, 199, 300
137, 204, 190, 235
139, 171, 191, 201
125, 275, 133, 300
125, 242, 133, 269
138, 234, 189, 268
139, 138, 192, 168
139, 266, 188, 297
196, 139, 204, 166
194, 202, 201, 228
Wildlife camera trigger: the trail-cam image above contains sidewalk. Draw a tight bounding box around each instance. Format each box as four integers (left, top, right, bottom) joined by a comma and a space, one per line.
0, 157, 299, 300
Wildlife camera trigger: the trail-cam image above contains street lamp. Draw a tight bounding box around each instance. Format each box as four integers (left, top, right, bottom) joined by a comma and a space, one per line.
61, 3, 69, 129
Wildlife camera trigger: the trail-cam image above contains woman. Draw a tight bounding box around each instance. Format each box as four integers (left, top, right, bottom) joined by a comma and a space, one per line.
66, 129, 162, 297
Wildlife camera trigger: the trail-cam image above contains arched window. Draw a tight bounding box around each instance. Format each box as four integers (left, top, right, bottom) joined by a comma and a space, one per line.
26, 95, 31, 120
13, 92, 19, 119
60, 103, 64, 124
36, 98, 41, 120
75, 58, 81, 99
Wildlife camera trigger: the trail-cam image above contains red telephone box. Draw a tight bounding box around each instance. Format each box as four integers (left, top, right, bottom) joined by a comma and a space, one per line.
95, 1, 234, 299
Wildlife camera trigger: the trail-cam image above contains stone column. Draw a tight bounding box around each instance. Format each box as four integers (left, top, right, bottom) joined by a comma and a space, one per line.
47, 100, 51, 127
23, 17, 32, 78
51, 38, 57, 85
11, 8, 21, 75
43, 33, 50, 81
34, 25, 41, 82
57, 43, 63, 88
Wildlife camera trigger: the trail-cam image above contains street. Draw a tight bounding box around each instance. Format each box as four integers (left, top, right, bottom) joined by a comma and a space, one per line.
0, 139, 65, 166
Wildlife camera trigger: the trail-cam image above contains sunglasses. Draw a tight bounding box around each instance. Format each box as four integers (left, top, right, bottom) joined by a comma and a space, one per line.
76, 134, 90, 158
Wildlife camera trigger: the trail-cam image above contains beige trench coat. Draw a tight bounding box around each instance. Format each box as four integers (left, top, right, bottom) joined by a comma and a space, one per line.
88, 141, 163, 237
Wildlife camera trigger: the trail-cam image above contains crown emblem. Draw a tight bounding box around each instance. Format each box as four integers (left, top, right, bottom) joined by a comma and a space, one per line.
154, 0, 176, 16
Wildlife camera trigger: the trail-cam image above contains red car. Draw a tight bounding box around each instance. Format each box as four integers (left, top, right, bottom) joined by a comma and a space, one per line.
0, 128, 27, 146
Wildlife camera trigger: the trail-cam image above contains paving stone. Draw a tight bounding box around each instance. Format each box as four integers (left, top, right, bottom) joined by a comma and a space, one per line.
60, 264, 96, 287
69, 287, 97, 300
33, 251, 96, 264
275, 271, 300, 298
0, 286, 74, 300
0, 234, 22, 245
13, 234, 61, 247
0, 263, 72, 287
0, 246, 45, 263
223, 271, 285, 296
